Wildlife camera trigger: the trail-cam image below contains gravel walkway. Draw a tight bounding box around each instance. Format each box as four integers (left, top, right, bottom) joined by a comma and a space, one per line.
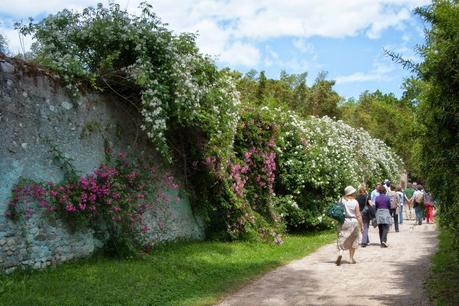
217, 221, 437, 306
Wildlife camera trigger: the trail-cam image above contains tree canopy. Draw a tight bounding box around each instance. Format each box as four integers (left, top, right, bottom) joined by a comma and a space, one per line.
414, 0, 459, 255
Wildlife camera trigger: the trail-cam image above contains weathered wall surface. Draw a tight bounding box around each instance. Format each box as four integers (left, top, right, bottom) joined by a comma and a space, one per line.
0, 57, 204, 273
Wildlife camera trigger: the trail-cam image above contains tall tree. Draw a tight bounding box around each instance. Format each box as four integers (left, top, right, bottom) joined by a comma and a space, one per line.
415, 0, 459, 253
339, 90, 421, 177
256, 71, 267, 103
306, 72, 341, 118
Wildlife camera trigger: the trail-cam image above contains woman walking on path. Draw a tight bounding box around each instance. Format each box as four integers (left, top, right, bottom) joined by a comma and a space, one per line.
413, 185, 425, 225
357, 184, 372, 247
374, 185, 393, 247
387, 187, 400, 232
336, 186, 364, 266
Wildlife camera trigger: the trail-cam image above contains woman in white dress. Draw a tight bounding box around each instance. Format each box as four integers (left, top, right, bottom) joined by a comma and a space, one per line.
336, 186, 364, 266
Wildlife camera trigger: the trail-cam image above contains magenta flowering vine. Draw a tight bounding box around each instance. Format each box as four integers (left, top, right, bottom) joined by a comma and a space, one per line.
228, 145, 276, 199
7, 149, 181, 256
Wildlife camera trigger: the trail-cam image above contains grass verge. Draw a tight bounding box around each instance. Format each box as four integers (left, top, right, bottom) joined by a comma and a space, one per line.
0, 231, 334, 306
426, 226, 459, 306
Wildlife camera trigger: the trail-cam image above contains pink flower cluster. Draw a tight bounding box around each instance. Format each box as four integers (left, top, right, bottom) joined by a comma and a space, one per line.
261, 151, 276, 192
228, 145, 277, 197
7, 150, 182, 249
229, 162, 249, 197
8, 183, 53, 219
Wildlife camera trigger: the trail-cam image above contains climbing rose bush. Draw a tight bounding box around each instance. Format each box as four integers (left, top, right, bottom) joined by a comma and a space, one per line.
19, 2, 240, 163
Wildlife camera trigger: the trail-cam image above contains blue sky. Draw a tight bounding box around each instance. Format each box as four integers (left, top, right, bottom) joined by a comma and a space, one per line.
0, 0, 431, 99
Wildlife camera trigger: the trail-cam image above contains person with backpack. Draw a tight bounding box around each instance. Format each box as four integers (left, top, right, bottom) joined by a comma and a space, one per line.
374, 184, 393, 247
387, 186, 400, 232
335, 186, 364, 266
357, 184, 373, 247
413, 185, 425, 225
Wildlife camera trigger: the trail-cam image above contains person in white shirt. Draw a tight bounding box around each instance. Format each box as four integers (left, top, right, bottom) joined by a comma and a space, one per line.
335, 186, 364, 266
396, 186, 405, 224
412, 185, 425, 225
371, 183, 382, 205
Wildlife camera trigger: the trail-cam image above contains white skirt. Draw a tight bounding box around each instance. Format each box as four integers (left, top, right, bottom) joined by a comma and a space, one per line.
337, 218, 360, 250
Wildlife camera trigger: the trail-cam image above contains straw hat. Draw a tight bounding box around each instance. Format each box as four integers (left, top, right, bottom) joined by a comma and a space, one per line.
344, 186, 356, 196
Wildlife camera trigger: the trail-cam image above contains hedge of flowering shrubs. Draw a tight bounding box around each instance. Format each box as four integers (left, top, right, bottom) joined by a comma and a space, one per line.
231, 106, 403, 231
8, 3, 403, 248
8, 149, 180, 256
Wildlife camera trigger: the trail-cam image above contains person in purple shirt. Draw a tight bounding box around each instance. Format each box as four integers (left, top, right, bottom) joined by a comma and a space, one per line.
374, 185, 393, 247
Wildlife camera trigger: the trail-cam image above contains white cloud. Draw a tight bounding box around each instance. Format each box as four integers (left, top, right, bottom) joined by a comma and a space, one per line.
0, 27, 32, 55
0, 0, 100, 18
0, 0, 430, 67
366, 7, 411, 39
263, 46, 279, 67
263, 45, 321, 74
335, 60, 396, 84
192, 19, 230, 56
0, 1, 432, 37
292, 39, 315, 55
218, 42, 260, 67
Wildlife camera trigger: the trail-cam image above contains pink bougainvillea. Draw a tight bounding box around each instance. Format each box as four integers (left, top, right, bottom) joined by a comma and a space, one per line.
6, 149, 181, 254
228, 145, 277, 198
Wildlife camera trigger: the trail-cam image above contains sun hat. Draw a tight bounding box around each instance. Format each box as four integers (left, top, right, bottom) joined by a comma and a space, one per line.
344, 186, 356, 196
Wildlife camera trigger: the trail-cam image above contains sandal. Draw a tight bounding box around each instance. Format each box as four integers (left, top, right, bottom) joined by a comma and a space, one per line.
336, 255, 342, 266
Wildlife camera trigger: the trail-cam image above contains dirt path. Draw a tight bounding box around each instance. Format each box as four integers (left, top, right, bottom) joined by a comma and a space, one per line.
217, 221, 437, 306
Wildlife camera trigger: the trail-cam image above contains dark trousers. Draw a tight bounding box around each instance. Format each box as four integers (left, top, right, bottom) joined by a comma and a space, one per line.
378, 224, 389, 244
415, 206, 423, 224
361, 216, 370, 245
391, 209, 399, 232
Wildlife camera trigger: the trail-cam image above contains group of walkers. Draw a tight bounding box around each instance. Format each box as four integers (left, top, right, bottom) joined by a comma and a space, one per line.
335, 181, 435, 266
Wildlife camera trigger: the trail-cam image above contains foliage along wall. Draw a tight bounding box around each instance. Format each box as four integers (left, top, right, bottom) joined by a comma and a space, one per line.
0, 57, 204, 273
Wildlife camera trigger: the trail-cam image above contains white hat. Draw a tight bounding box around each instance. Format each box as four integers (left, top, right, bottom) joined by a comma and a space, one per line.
344, 186, 356, 196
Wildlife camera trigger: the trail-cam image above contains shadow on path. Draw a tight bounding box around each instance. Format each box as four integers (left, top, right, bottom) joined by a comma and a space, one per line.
217, 223, 437, 306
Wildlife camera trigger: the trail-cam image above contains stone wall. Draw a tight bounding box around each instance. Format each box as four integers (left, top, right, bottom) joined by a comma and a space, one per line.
0, 57, 204, 273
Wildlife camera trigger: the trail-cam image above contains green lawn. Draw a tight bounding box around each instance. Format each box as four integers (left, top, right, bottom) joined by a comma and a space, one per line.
0, 232, 334, 306
426, 227, 459, 306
